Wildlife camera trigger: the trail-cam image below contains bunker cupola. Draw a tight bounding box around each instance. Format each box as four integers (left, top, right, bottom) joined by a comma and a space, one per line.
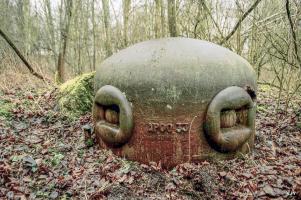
93, 37, 257, 168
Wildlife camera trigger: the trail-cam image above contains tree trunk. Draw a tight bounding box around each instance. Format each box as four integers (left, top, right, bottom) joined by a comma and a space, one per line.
102, 0, 112, 57
285, 0, 301, 69
17, 0, 30, 55
56, 0, 73, 83
160, 0, 166, 37
154, 0, 161, 38
123, 0, 131, 46
167, 0, 177, 37
44, 0, 57, 67
92, 0, 96, 70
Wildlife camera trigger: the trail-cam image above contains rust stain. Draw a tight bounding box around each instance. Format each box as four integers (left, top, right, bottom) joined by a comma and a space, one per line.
94, 102, 255, 169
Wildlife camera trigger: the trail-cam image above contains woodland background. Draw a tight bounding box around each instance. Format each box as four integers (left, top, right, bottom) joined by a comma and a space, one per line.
0, 0, 300, 102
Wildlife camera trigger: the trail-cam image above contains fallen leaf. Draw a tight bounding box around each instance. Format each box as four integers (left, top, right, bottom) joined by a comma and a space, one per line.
219, 171, 227, 177
263, 185, 276, 197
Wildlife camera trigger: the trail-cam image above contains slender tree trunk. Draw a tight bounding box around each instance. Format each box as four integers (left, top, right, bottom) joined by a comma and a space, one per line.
44, 0, 56, 66
76, 0, 83, 75
285, 0, 301, 69
154, 0, 161, 38
57, 0, 73, 83
123, 0, 131, 47
92, 0, 96, 70
17, 0, 30, 55
200, 0, 223, 39
160, 0, 165, 37
102, 0, 112, 57
168, 0, 177, 37
236, 11, 242, 55
193, 1, 202, 38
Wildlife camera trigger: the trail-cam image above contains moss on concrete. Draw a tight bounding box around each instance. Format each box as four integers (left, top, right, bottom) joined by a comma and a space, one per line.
58, 72, 95, 119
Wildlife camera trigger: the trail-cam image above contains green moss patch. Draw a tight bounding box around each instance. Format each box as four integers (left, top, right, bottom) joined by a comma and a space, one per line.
57, 72, 95, 119
0, 95, 13, 119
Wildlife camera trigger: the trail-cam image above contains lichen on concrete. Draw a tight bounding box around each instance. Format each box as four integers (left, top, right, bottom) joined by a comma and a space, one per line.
57, 72, 95, 119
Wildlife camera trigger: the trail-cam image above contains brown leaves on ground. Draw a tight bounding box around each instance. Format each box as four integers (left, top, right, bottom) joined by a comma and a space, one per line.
0, 86, 300, 199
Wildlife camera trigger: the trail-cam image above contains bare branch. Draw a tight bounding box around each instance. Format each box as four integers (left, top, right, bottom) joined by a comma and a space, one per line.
285, 0, 301, 69
219, 0, 263, 45
200, 0, 224, 39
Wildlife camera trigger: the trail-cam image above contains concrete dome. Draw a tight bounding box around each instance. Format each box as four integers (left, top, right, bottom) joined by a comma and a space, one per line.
93, 38, 257, 168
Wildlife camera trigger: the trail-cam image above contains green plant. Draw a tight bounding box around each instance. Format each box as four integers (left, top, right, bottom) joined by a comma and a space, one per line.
51, 153, 64, 166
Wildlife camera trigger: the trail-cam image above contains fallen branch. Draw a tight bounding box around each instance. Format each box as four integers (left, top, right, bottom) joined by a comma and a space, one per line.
0, 28, 47, 82
219, 0, 263, 45
285, 0, 301, 69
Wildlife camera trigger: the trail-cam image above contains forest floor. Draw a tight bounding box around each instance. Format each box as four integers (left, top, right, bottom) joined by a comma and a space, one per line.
0, 85, 300, 200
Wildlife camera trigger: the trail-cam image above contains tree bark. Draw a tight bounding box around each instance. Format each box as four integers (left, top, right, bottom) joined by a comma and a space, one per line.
17, 0, 30, 55
154, 0, 161, 38
168, 0, 177, 37
123, 0, 131, 46
0, 28, 46, 81
92, 0, 96, 70
160, 0, 165, 37
56, 0, 73, 83
44, 0, 57, 66
102, 0, 112, 57
285, 0, 301, 69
